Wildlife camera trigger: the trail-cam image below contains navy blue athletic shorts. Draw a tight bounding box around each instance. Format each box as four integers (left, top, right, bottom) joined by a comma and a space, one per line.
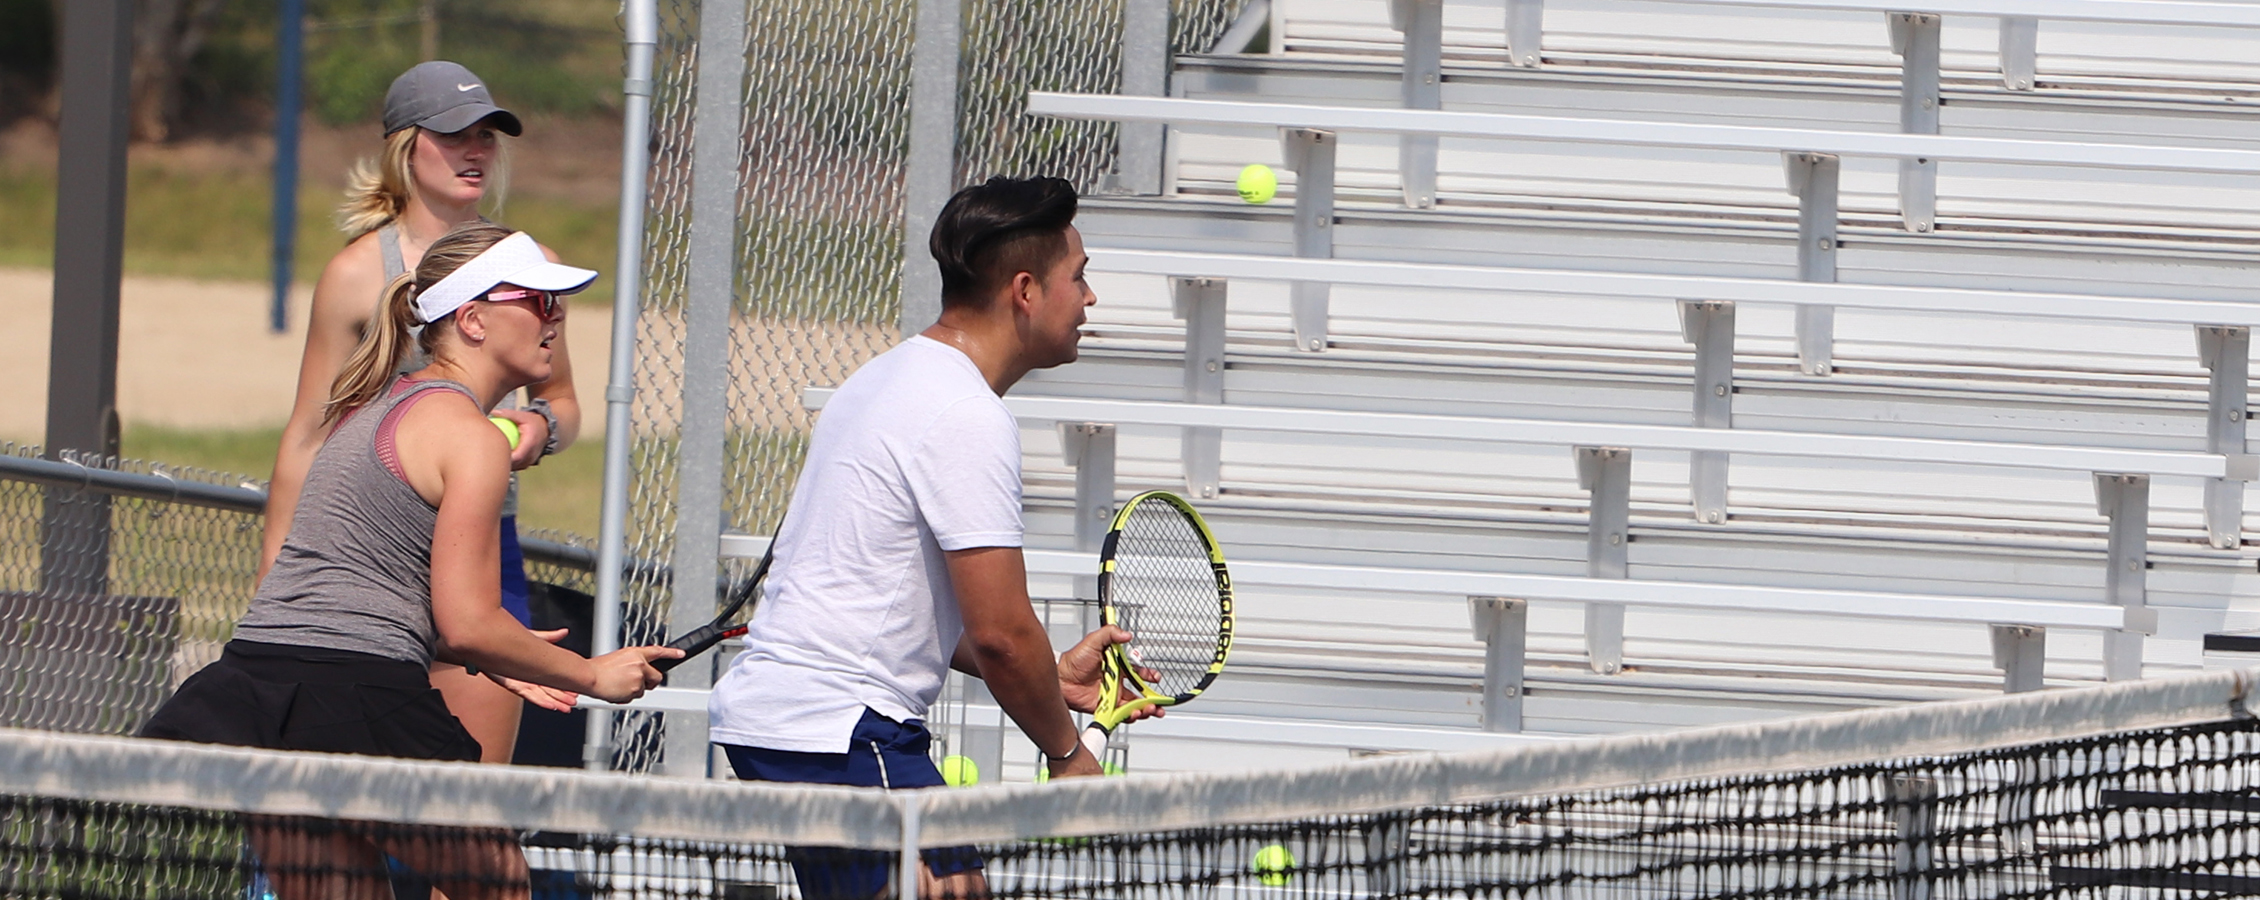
722, 708, 983, 900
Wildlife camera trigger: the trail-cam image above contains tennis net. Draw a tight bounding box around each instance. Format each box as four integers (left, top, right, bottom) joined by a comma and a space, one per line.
10, 668, 2260, 899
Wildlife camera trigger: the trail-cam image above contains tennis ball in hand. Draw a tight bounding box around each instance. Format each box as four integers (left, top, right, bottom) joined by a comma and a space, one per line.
1236, 164, 1278, 204
489, 416, 521, 449
1252, 844, 1296, 886
940, 754, 979, 787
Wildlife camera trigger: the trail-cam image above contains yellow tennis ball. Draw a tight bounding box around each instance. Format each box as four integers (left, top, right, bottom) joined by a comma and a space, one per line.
1236, 164, 1277, 204
1103, 761, 1125, 776
489, 416, 521, 449
1252, 844, 1295, 886
940, 755, 978, 787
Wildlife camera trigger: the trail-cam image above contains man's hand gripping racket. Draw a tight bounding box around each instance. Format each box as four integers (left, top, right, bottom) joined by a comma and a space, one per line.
1077, 491, 1234, 761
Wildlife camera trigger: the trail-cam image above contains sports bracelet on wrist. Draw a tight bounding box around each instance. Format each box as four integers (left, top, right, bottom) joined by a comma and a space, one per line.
525, 398, 562, 458
1046, 737, 1084, 764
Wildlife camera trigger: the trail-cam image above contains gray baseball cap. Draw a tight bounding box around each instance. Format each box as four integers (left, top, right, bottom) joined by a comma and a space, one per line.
382, 61, 523, 137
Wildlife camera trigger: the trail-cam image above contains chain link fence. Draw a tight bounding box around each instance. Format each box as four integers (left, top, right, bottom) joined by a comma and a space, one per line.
608, 0, 1250, 774
0, 443, 601, 744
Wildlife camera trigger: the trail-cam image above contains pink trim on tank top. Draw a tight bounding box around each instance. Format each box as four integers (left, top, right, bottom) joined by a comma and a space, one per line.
375, 379, 465, 487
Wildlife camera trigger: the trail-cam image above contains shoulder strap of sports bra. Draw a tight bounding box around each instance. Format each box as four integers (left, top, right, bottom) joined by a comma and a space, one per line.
377, 224, 407, 283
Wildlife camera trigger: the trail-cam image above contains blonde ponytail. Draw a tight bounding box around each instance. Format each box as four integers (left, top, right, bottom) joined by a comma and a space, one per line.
322, 274, 421, 427
321, 222, 519, 426
337, 129, 419, 241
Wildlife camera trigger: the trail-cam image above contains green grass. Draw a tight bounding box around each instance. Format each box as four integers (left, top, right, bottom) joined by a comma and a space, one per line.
120, 425, 285, 483
0, 157, 617, 298
120, 423, 604, 540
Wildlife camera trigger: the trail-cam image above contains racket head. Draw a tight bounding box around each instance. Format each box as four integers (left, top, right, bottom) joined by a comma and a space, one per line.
1095, 491, 1233, 713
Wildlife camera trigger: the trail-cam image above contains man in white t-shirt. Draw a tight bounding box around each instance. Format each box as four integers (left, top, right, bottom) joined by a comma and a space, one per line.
709, 176, 1152, 900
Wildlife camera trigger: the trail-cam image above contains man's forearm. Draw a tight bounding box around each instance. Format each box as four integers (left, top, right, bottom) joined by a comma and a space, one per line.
969, 630, 1080, 758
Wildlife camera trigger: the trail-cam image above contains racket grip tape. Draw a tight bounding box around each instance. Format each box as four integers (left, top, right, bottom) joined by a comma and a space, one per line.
651, 624, 747, 673
1079, 721, 1112, 760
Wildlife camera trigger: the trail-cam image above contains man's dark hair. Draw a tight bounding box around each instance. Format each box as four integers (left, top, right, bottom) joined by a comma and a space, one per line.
930, 176, 1079, 308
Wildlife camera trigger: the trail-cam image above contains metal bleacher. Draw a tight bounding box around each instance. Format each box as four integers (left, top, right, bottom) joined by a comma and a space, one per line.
651, 0, 2260, 780
976, 0, 2260, 776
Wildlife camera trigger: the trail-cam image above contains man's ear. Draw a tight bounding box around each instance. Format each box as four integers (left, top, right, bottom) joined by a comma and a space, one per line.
1007, 270, 1040, 317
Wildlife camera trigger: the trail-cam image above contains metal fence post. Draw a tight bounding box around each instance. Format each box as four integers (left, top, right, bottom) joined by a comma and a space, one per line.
1114, 0, 1170, 195
587, 0, 662, 772
1469, 596, 1526, 732
41, 0, 134, 600
1998, 17, 2038, 91
664, 0, 751, 778
901, 0, 965, 335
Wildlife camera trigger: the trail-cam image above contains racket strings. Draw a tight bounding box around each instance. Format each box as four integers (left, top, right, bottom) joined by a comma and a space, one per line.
1109, 500, 1227, 698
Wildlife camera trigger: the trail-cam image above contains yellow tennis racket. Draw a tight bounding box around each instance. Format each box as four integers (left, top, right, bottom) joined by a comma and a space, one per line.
1079, 491, 1234, 759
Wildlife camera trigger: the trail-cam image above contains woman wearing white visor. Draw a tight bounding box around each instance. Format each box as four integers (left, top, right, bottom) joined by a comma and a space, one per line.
142, 224, 679, 899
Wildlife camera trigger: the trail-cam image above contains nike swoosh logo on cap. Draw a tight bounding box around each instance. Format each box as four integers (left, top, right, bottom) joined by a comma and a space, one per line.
457, 83, 479, 92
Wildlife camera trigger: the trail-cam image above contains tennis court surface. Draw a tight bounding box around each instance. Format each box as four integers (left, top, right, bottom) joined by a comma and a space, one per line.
9, 667, 2260, 898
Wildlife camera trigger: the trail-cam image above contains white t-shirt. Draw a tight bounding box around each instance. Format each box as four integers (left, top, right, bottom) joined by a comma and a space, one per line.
709, 336, 1024, 753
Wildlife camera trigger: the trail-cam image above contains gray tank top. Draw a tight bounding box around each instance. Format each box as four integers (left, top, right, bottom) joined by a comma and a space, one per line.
235, 378, 478, 665
378, 225, 521, 516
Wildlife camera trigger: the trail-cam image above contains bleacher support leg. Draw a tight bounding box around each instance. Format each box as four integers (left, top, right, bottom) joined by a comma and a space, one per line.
1998, 17, 2038, 91
1063, 423, 1118, 610
2197, 325, 2249, 550
1889, 775, 1938, 900
2094, 473, 2155, 682
1989, 624, 2045, 693
1505, 0, 1543, 68
1284, 128, 1336, 352
1062, 423, 1119, 554
1680, 300, 1735, 524
1468, 597, 1527, 732
1391, 0, 1441, 209
1576, 446, 1631, 674
1784, 151, 1839, 376
1174, 278, 1227, 499
1889, 12, 1940, 233
1112, 0, 1169, 196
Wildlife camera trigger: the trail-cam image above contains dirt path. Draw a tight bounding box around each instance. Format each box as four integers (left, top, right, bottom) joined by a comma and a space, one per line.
0, 267, 613, 442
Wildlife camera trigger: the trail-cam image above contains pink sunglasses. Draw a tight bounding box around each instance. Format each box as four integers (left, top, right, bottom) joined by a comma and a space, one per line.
485, 288, 562, 321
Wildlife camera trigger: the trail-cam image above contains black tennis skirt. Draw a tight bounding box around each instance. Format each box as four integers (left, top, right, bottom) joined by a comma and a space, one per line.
139, 639, 483, 762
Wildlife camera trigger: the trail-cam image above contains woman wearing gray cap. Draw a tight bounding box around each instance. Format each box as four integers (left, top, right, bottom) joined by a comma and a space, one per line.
263, 60, 578, 766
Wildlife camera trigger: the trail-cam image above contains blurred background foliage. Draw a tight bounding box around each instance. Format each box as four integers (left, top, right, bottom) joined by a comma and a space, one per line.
0, 0, 625, 138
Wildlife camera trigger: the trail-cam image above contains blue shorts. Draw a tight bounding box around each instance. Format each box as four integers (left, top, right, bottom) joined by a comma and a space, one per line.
497, 515, 532, 627
722, 709, 982, 900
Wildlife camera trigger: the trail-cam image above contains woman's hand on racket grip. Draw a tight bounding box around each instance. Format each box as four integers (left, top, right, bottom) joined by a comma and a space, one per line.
1057, 626, 1165, 722
587, 646, 683, 704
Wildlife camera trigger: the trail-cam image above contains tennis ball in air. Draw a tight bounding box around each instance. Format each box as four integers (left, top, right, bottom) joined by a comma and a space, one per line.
940, 755, 979, 787
1236, 164, 1278, 204
1252, 844, 1296, 886
489, 416, 521, 449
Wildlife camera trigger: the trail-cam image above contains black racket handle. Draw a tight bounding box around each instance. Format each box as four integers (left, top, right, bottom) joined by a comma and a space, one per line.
652, 623, 750, 672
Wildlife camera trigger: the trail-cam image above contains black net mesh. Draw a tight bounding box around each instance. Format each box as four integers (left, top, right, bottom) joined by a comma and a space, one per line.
14, 717, 2260, 899
1105, 498, 1228, 700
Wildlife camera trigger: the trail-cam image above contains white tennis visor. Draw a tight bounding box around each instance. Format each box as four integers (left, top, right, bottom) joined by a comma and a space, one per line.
414, 232, 598, 324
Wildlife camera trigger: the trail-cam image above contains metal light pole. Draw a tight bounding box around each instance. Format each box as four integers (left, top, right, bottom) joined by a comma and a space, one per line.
269, 0, 305, 334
